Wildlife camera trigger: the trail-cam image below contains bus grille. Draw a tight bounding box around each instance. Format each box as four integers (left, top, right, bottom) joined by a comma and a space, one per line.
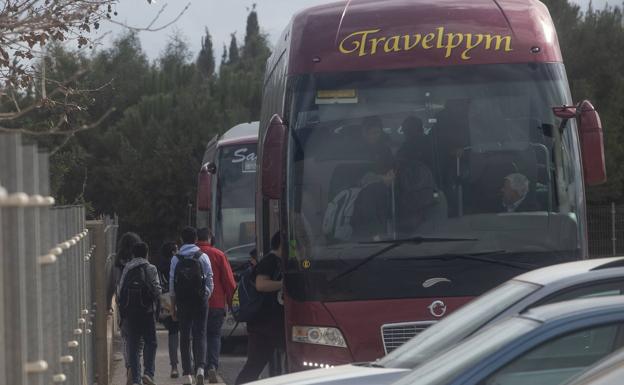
381, 321, 436, 354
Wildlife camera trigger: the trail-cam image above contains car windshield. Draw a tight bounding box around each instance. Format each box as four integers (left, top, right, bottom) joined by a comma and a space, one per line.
216, 143, 257, 263
391, 317, 539, 385
379, 280, 540, 368
285, 62, 584, 301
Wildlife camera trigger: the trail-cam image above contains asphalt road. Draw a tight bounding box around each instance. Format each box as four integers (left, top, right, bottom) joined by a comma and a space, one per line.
111, 331, 266, 385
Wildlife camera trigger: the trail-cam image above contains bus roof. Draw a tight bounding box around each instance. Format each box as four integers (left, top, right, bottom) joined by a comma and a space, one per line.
287, 0, 561, 75
219, 121, 259, 147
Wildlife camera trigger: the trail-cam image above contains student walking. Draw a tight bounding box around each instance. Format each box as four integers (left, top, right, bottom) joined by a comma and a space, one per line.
117, 242, 162, 385
158, 241, 180, 378
107, 232, 142, 385
170, 227, 214, 385
235, 232, 285, 384
197, 228, 237, 383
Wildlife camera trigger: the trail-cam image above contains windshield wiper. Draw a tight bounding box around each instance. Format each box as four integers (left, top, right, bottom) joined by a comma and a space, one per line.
329, 236, 477, 283
390, 250, 538, 270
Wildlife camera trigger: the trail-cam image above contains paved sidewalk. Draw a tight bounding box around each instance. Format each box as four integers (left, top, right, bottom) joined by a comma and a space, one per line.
111, 330, 227, 385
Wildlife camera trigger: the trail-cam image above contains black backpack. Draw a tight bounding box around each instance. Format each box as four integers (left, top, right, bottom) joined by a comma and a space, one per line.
231, 264, 264, 322
119, 265, 154, 319
173, 251, 206, 305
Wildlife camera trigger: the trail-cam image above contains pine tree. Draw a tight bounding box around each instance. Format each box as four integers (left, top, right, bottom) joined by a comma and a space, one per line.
197, 27, 215, 79
228, 33, 240, 64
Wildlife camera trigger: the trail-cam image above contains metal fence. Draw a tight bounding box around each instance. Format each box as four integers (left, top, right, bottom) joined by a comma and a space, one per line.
587, 203, 624, 257
0, 133, 117, 385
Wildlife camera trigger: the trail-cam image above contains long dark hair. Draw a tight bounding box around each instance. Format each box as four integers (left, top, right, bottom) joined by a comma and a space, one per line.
159, 241, 178, 274
115, 232, 141, 267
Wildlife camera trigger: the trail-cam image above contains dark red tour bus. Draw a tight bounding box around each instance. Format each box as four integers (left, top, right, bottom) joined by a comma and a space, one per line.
256, 0, 607, 372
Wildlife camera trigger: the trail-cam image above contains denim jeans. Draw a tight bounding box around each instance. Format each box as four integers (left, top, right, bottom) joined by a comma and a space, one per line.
206, 308, 226, 369
123, 315, 157, 384
162, 316, 179, 367
178, 300, 209, 375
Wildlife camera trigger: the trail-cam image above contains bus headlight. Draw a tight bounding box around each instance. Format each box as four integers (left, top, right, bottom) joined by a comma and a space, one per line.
292, 326, 347, 348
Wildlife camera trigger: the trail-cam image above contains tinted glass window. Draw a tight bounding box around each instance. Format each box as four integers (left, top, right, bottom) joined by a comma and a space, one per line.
285, 63, 583, 302
216, 143, 257, 262
480, 324, 623, 385
540, 281, 624, 305
392, 317, 538, 385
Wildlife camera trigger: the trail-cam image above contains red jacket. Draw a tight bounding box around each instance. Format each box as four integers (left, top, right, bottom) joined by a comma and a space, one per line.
197, 241, 237, 309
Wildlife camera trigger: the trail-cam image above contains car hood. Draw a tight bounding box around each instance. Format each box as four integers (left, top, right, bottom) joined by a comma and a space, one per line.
248, 364, 410, 385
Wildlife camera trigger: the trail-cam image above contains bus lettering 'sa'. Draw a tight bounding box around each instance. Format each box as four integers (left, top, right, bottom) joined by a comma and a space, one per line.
232, 148, 257, 164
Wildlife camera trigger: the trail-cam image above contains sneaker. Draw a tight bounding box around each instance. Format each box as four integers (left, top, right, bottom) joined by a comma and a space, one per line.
196, 367, 205, 385
170, 366, 180, 379
207, 368, 218, 384
141, 374, 156, 385
183, 374, 194, 385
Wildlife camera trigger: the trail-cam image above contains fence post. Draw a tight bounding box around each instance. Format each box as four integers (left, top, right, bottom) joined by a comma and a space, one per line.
21, 145, 46, 385
89, 220, 110, 385
0, 133, 28, 385
0, 181, 6, 385
612, 202, 617, 256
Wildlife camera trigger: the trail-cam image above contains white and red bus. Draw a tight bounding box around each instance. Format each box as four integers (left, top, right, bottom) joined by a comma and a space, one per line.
197, 122, 259, 336
256, 0, 606, 372
197, 121, 259, 270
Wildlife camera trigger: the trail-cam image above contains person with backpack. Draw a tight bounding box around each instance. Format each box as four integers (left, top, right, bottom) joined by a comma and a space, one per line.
170, 227, 214, 385
107, 231, 142, 385
117, 242, 161, 385
235, 232, 284, 385
196, 228, 236, 383
157, 241, 180, 379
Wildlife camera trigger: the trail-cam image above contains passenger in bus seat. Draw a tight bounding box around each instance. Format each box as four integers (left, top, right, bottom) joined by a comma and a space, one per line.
360, 115, 394, 167
351, 156, 395, 241
501, 173, 538, 212
396, 116, 438, 234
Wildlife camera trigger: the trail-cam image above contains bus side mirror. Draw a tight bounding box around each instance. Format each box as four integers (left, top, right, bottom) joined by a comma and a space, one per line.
577, 101, 607, 186
553, 101, 606, 186
262, 115, 288, 200
197, 162, 216, 211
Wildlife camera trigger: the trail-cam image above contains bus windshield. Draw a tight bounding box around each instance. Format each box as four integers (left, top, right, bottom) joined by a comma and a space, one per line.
286, 63, 584, 302
216, 143, 257, 265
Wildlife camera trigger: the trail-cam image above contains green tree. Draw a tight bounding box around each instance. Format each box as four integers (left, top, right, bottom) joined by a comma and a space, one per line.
197, 28, 216, 79
228, 33, 240, 65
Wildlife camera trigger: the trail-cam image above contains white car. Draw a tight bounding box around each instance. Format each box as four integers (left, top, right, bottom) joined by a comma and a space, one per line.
248, 257, 624, 384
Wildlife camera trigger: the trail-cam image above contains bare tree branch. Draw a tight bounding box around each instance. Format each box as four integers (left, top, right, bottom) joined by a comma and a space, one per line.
49, 107, 116, 155
102, 2, 191, 32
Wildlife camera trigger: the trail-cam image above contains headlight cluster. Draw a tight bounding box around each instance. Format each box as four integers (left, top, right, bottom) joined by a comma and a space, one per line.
292, 326, 348, 348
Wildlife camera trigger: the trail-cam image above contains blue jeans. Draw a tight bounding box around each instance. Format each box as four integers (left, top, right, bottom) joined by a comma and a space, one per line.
206, 308, 226, 369
124, 315, 157, 384
178, 300, 209, 375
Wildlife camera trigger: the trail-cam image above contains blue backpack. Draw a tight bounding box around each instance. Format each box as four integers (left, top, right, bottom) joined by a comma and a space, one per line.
231, 264, 264, 322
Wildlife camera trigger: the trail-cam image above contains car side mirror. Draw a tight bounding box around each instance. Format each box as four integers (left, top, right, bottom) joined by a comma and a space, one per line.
552, 101, 606, 186
261, 115, 288, 200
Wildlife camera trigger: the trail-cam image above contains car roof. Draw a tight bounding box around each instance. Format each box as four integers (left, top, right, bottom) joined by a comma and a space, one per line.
513, 257, 624, 285
521, 296, 624, 323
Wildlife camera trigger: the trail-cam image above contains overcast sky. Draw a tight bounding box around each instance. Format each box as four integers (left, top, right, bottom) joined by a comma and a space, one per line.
99, 0, 612, 62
